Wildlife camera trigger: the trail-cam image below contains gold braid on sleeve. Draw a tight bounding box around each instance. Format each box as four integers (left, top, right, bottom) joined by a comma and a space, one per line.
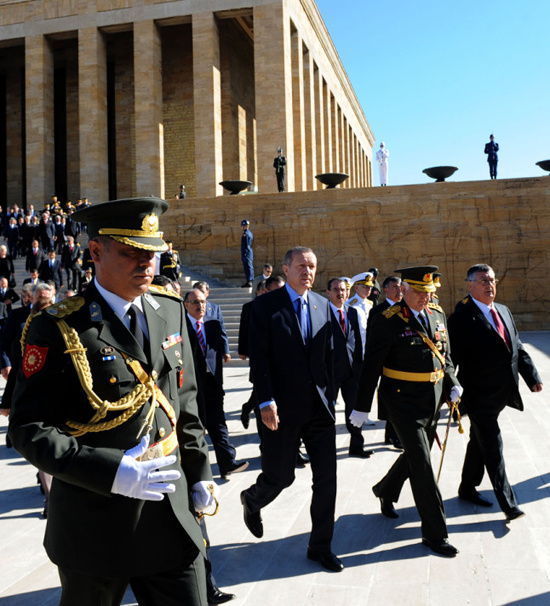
55, 319, 155, 437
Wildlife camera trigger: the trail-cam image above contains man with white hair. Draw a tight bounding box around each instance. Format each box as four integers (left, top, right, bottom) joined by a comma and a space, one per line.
376, 142, 390, 186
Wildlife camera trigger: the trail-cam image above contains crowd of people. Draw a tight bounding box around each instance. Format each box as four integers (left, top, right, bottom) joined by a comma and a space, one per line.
1, 195, 544, 605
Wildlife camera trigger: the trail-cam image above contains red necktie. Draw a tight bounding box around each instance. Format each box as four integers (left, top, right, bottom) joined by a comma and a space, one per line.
338, 309, 346, 336
490, 308, 510, 350
196, 321, 206, 355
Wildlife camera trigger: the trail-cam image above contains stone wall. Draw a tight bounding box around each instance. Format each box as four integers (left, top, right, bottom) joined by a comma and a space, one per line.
162, 176, 550, 330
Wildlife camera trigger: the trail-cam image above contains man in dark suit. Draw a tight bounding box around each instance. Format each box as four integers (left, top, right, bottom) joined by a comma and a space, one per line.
38, 250, 63, 290
37, 212, 55, 251
351, 266, 462, 557
9, 197, 214, 605
484, 134, 499, 179
448, 263, 543, 520
193, 281, 230, 361
326, 277, 370, 457
184, 287, 248, 480
240, 246, 343, 572
367, 276, 403, 449
61, 236, 82, 290
0, 276, 20, 313
25, 239, 44, 273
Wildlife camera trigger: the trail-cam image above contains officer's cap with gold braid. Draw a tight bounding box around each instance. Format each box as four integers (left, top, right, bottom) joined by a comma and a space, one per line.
395, 265, 438, 293
72, 197, 169, 252
350, 272, 374, 287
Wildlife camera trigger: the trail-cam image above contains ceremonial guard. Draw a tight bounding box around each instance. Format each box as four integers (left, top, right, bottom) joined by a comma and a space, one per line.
159, 240, 181, 282
347, 272, 375, 355
9, 197, 215, 605
351, 266, 463, 557
240, 219, 254, 288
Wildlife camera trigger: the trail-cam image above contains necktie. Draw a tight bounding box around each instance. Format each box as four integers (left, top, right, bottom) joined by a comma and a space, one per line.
196, 320, 206, 355
338, 309, 346, 335
418, 312, 428, 332
490, 307, 510, 350
295, 297, 310, 346
128, 304, 146, 350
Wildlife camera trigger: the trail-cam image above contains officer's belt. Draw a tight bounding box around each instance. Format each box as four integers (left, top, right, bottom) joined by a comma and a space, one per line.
383, 367, 444, 384
139, 429, 179, 461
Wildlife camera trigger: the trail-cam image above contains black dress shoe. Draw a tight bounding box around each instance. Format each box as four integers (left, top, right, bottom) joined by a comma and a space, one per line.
422, 537, 459, 557
307, 549, 344, 572
208, 588, 236, 604
348, 447, 373, 458
240, 491, 263, 538
240, 281, 253, 288
458, 490, 493, 507
505, 507, 526, 521
380, 497, 399, 518
390, 438, 403, 450
295, 451, 310, 468
220, 460, 249, 479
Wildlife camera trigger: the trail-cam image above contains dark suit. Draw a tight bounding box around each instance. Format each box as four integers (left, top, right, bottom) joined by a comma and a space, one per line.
205, 300, 230, 355
331, 304, 364, 450
26, 246, 45, 273
37, 219, 55, 251
448, 295, 541, 513
356, 301, 460, 540
0, 287, 20, 313
38, 258, 63, 289
243, 285, 337, 553
61, 242, 82, 290
9, 282, 211, 602
186, 314, 238, 475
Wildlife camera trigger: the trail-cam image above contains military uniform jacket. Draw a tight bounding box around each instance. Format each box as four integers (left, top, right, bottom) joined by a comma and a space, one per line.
447, 295, 541, 415
9, 282, 212, 578
356, 301, 459, 420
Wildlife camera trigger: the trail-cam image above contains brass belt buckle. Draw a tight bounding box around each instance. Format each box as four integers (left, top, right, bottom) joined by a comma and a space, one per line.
430, 371, 440, 384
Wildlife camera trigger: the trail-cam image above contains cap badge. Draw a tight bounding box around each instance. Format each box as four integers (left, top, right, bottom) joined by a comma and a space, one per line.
142, 213, 159, 233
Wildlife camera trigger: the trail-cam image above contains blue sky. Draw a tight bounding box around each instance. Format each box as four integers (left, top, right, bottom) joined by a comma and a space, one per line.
315, 0, 550, 185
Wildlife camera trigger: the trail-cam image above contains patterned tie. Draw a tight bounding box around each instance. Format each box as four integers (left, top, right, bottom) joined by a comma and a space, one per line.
338, 309, 346, 335
196, 320, 206, 355
490, 307, 510, 350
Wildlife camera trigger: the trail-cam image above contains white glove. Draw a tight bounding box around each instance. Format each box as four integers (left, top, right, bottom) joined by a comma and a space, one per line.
349, 410, 370, 428
450, 385, 463, 403
112, 435, 181, 501
191, 480, 220, 514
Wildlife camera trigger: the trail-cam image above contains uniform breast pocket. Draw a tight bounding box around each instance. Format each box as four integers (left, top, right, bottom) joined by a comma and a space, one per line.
162, 346, 184, 399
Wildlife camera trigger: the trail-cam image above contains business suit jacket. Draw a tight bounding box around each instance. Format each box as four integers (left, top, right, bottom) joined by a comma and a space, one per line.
26, 247, 45, 273
9, 282, 212, 578
448, 295, 541, 415
331, 305, 362, 385
38, 258, 63, 288
186, 315, 225, 390
238, 299, 254, 358
205, 300, 230, 355
0, 304, 31, 370
61, 242, 81, 270
249, 286, 335, 426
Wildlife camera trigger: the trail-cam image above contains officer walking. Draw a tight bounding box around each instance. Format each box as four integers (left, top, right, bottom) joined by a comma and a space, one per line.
350, 266, 463, 557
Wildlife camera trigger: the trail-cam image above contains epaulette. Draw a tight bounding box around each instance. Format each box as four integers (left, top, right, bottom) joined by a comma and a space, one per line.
147, 284, 182, 300
348, 297, 358, 306
460, 296, 469, 305
366, 299, 374, 308
44, 296, 86, 319
382, 304, 401, 319
427, 302, 444, 313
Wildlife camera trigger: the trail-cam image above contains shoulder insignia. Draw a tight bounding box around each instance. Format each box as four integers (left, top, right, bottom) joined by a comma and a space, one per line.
460, 296, 469, 305
45, 296, 85, 319
146, 285, 181, 301
348, 297, 358, 306
89, 301, 103, 322
76, 243, 81, 247
366, 299, 374, 308
428, 302, 444, 313
382, 304, 401, 319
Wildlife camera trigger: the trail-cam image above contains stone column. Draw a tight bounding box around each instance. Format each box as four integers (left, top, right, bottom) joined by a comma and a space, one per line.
291, 28, 305, 191
314, 65, 324, 187
25, 35, 55, 205
331, 97, 339, 173
303, 47, 316, 191
193, 12, 223, 198
134, 20, 164, 198
78, 27, 109, 202
323, 81, 332, 173
6, 62, 23, 205
254, 3, 294, 193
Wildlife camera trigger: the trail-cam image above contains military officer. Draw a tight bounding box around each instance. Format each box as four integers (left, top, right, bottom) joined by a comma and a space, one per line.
9, 197, 215, 605
159, 240, 181, 282
350, 266, 463, 557
347, 271, 375, 355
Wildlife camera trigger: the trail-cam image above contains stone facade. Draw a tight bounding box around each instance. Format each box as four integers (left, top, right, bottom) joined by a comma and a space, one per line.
0, 0, 374, 206
162, 176, 550, 331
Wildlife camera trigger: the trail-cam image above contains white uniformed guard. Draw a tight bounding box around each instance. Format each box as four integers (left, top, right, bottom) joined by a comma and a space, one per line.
347, 272, 375, 355
376, 142, 390, 186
